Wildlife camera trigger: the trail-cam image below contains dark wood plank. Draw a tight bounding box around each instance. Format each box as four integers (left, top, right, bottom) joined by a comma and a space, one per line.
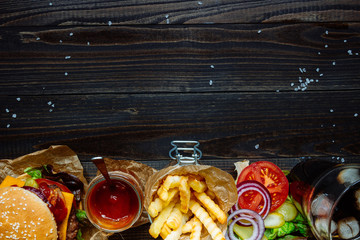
1, 91, 360, 160
1, 23, 360, 95
0, 0, 359, 26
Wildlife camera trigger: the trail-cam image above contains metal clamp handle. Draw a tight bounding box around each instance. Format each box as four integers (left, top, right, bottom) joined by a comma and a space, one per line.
169, 140, 202, 166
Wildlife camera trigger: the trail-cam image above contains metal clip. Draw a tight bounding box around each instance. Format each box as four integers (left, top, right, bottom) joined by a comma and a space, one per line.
169, 140, 202, 166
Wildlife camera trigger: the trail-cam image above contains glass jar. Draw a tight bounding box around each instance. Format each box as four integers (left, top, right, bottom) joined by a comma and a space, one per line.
85, 170, 144, 233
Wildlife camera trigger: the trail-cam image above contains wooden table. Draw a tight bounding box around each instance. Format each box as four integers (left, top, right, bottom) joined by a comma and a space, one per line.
1, 0, 360, 239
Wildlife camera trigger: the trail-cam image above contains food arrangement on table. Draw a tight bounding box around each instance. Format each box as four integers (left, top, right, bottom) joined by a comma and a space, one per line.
0, 142, 359, 240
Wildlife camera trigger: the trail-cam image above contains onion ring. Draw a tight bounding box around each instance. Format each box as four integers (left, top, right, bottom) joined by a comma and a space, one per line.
227, 209, 265, 240
236, 180, 271, 219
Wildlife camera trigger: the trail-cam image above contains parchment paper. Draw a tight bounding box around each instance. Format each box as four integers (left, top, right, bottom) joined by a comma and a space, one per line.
144, 164, 238, 240
0, 146, 157, 240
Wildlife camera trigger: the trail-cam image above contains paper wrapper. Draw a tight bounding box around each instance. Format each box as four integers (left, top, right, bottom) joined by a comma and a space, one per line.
0, 146, 157, 240
144, 164, 238, 240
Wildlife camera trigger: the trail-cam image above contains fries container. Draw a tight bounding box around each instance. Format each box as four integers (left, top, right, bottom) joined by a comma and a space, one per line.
144, 140, 238, 240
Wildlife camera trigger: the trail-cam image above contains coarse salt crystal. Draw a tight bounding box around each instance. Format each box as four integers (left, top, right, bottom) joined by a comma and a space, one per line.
330, 109, 334, 113
257, 30, 262, 33
16, 98, 21, 101
209, 80, 213, 86
210, 65, 214, 69
354, 113, 358, 117
108, 21, 112, 26
198, 1, 203, 5
65, 56, 71, 59
64, 72, 68, 76
5, 108, 9, 113
254, 144, 259, 149
69, 33, 73, 36
316, 68, 320, 72
325, 30, 329, 34
348, 50, 353, 55
6, 124, 10, 128
325, 44, 328, 48
47, 101, 52, 105
332, 61, 336, 65
344, 40, 347, 43
12, 114, 16, 118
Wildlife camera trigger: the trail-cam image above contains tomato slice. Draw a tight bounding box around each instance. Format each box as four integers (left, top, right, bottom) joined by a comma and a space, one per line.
237, 161, 289, 212
35, 178, 71, 193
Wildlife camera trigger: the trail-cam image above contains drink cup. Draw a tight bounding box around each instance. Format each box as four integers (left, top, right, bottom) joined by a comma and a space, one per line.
289, 160, 360, 240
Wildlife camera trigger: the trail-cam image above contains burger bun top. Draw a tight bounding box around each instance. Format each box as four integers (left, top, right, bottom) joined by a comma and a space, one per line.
0, 186, 58, 240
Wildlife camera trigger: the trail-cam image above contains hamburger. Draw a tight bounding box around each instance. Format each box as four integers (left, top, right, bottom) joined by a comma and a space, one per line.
0, 164, 85, 240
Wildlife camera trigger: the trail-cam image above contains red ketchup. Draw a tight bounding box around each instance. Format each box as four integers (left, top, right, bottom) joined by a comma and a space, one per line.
87, 179, 140, 230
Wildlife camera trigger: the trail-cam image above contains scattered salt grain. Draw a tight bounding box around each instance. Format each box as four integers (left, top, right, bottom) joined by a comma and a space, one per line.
318, 52, 321, 55
51, 104, 55, 108
290, 83, 294, 86
354, 113, 358, 117
87, 42, 90, 45
330, 109, 334, 113
348, 50, 353, 55
47, 101, 52, 105
64, 72, 68, 76
332, 61, 336, 66
341, 158, 345, 163
36, 37, 40, 40
316, 68, 320, 72
49, 2, 52, 6
210, 65, 214, 69
59, 40, 62, 43
257, 30, 262, 34
198, 1, 203, 5
325, 30, 329, 35
12, 114, 16, 118
108, 21, 112, 26
319, 73, 323, 77
325, 44, 328, 48
49, 109, 53, 112
276, 89, 280, 92
344, 40, 347, 43
16, 98, 20, 101
69, 32, 73, 36
333, 124, 336, 127
6, 124, 10, 128
5, 108, 9, 113
254, 144, 259, 149
209, 80, 213, 86
65, 56, 71, 59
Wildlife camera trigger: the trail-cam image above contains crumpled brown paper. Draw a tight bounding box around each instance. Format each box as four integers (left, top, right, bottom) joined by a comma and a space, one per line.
144, 164, 238, 240
0, 146, 158, 240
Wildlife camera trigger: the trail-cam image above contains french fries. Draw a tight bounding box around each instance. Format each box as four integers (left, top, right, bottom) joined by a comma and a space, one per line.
148, 174, 226, 240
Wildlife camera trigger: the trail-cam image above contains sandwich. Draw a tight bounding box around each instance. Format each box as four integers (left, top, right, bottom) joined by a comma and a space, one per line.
0, 164, 86, 240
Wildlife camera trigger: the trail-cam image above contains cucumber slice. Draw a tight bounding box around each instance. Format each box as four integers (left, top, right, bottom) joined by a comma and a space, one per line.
275, 201, 298, 222
264, 212, 285, 228
233, 223, 268, 240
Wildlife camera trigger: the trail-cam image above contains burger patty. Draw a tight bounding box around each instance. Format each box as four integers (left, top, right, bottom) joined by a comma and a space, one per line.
66, 207, 80, 240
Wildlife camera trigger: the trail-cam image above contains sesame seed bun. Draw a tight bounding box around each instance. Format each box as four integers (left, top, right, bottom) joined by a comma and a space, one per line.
0, 187, 58, 240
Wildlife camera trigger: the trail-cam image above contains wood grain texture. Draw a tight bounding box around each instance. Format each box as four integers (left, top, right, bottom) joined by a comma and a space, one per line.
0, 0, 359, 26
0, 23, 359, 95
1, 91, 359, 160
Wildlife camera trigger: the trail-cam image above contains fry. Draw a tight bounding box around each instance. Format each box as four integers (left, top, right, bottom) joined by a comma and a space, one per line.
148, 197, 164, 218
160, 223, 172, 239
179, 176, 191, 213
189, 200, 225, 240
149, 201, 176, 238
164, 212, 192, 240
149, 188, 179, 218
206, 189, 216, 199
182, 217, 195, 233
158, 175, 182, 201
188, 176, 207, 193
166, 203, 183, 230
190, 217, 202, 240
194, 191, 227, 224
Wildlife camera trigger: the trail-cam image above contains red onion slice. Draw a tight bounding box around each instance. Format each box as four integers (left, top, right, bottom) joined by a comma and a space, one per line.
227, 209, 265, 240
236, 180, 272, 219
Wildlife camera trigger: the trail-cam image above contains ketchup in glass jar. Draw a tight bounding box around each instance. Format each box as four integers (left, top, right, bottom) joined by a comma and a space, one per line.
85, 171, 143, 232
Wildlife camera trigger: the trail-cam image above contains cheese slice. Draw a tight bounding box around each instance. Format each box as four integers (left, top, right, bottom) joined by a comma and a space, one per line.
0, 175, 25, 188
58, 191, 74, 240
1, 175, 75, 240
